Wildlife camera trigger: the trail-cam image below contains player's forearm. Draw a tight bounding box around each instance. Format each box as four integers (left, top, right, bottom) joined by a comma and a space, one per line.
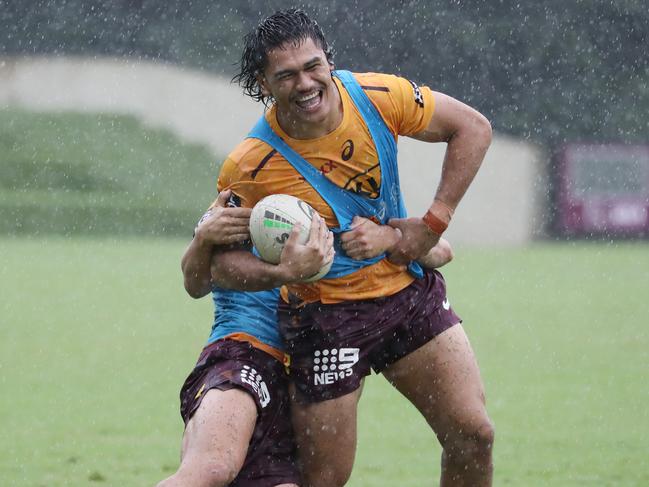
181, 236, 214, 299
434, 113, 492, 210
417, 237, 454, 269
210, 250, 294, 292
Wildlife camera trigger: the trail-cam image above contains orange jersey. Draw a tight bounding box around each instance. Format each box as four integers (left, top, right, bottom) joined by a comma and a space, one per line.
218, 72, 436, 303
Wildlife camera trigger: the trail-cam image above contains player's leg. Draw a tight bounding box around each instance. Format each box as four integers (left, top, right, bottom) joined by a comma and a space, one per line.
382, 324, 494, 487
279, 296, 374, 487
290, 384, 364, 487
157, 388, 257, 487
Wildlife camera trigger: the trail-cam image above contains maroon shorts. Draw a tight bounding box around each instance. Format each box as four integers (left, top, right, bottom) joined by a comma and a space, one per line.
279, 269, 461, 403
179, 339, 300, 487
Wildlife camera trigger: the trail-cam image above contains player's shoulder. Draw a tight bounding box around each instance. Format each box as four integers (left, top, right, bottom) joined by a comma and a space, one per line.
225, 137, 277, 175
351, 71, 409, 93
347, 70, 434, 137
349, 71, 421, 110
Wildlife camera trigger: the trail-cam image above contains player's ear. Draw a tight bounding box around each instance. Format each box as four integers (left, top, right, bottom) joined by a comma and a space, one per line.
257, 74, 271, 97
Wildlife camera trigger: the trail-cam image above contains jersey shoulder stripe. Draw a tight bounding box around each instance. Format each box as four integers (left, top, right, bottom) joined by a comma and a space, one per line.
251, 148, 277, 180
361, 85, 390, 92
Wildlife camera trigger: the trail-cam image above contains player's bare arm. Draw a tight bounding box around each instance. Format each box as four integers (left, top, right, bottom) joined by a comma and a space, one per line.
341, 216, 453, 268
211, 213, 334, 291
417, 236, 454, 269
388, 92, 492, 265
181, 189, 252, 298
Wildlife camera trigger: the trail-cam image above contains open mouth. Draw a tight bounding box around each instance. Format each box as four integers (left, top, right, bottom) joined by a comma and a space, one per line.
294, 90, 323, 111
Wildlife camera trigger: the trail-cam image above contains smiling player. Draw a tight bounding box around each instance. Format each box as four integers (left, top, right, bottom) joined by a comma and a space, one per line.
210, 9, 494, 487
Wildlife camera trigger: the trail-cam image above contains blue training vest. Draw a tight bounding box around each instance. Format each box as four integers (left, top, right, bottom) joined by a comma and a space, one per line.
207, 70, 425, 351
207, 288, 282, 350
247, 69, 423, 279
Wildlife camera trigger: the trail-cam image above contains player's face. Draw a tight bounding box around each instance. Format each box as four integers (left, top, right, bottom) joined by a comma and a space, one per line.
259, 37, 340, 139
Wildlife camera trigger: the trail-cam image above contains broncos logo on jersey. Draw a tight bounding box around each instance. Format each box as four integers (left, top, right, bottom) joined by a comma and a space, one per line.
343, 163, 380, 199
408, 80, 424, 108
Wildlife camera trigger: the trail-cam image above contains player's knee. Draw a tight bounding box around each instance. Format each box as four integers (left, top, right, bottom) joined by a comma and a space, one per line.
164, 460, 239, 487
206, 466, 238, 487
444, 418, 495, 463
302, 458, 353, 487
474, 420, 495, 453
304, 468, 351, 487
329, 466, 353, 487
201, 463, 240, 487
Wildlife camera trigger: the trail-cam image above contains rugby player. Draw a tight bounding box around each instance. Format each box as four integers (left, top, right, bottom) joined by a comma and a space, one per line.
156, 189, 332, 487
210, 9, 494, 486
158, 190, 454, 487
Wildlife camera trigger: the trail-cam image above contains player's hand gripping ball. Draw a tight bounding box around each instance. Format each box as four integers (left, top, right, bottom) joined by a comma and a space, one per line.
249, 194, 332, 282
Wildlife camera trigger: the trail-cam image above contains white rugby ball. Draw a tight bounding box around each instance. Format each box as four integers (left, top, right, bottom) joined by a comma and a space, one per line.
249, 194, 332, 282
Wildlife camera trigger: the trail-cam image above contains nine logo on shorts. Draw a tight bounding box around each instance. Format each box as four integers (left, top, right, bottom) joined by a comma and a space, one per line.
313, 348, 359, 386
241, 365, 271, 408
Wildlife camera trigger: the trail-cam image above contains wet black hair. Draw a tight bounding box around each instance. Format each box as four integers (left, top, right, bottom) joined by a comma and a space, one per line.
233, 8, 334, 106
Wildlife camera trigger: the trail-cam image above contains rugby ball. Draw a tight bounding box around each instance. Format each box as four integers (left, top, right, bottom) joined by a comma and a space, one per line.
249, 194, 332, 282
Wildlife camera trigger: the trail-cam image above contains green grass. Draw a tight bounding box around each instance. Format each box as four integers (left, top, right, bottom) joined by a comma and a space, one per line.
354, 242, 649, 486
1, 238, 648, 486
0, 109, 219, 236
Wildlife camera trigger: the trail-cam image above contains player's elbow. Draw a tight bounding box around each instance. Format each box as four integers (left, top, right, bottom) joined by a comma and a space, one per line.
184, 278, 211, 299
186, 288, 208, 299
473, 112, 492, 149
436, 238, 454, 267
440, 239, 454, 264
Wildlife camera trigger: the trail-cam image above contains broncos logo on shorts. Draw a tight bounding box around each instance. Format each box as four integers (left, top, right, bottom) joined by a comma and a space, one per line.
241, 365, 271, 408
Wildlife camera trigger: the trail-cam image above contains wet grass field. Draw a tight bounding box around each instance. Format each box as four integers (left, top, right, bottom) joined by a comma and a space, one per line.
1, 237, 648, 486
